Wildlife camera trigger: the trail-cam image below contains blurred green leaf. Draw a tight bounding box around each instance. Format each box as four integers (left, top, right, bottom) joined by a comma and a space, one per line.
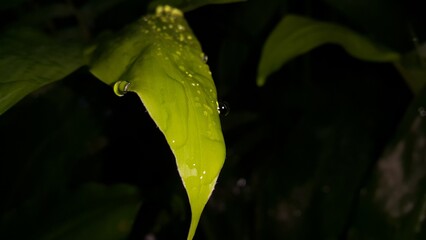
0, 28, 85, 115
88, 6, 225, 240
148, 0, 245, 12
0, 183, 141, 240
257, 14, 400, 86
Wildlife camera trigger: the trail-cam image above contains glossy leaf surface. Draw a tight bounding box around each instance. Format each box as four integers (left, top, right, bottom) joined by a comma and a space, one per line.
257, 14, 400, 86
148, 0, 245, 12
88, 5, 226, 240
0, 28, 84, 115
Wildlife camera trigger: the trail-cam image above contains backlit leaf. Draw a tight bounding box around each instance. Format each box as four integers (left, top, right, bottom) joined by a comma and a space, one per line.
87, 5, 226, 240
148, 0, 245, 12
257, 14, 400, 86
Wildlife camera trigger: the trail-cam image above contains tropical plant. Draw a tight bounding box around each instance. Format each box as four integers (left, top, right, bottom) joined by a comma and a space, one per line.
1, 0, 425, 239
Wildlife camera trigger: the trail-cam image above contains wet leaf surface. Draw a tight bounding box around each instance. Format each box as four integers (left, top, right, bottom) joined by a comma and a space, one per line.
88, 5, 226, 240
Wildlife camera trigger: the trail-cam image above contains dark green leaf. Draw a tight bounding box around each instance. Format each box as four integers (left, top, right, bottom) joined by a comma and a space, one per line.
394, 45, 426, 95
257, 14, 400, 86
0, 183, 141, 240
0, 28, 84, 115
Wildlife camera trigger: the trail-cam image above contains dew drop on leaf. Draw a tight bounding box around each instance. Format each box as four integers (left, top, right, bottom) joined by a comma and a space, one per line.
217, 101, 230, 116
201, 53, 208, 63
113, 80, 131, 97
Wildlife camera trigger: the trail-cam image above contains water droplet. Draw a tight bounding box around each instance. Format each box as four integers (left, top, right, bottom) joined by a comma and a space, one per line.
113, 81, 131, 97
217, 101, 230, 116
164, 5, 172, 12
201, 53, 208, 63
155, 5, 164, 16
171, 8, 182, 17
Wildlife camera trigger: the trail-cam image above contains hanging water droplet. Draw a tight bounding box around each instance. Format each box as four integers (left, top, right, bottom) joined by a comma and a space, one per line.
201, 53, 208, 63
113, 81, 131, 97
217, 101, 230, 116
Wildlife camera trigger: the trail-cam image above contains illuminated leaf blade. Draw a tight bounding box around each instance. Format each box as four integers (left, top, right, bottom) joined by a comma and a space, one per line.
257, 14, 400, 86
88, 6, 225, 240
149, 0, 245, 12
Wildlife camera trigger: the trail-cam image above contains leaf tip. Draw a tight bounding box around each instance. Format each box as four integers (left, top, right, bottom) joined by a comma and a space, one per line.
256, 76, 266, 87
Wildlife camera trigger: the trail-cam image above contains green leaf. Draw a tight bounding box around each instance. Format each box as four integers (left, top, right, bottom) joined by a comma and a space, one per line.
0, 28, 84, 115
148, 0, 245, 12
88, 5, 226, 240
257, 14, 400, 86
0, 183, 141, 240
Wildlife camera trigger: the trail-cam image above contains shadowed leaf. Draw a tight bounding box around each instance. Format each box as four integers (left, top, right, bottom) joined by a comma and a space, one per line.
0, 28, 84, 115
257, 14, 400, 86
0, 183, 141, 240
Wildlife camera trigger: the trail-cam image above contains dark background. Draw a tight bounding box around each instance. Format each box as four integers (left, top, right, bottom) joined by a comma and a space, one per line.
1, 0, 425, 239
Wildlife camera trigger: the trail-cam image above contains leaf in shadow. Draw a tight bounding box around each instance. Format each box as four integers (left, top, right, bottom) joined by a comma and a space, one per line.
0, 28, 84, 115
257, 14, 400, 86
394, 43, 426, 95
0, 183, 141, 240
